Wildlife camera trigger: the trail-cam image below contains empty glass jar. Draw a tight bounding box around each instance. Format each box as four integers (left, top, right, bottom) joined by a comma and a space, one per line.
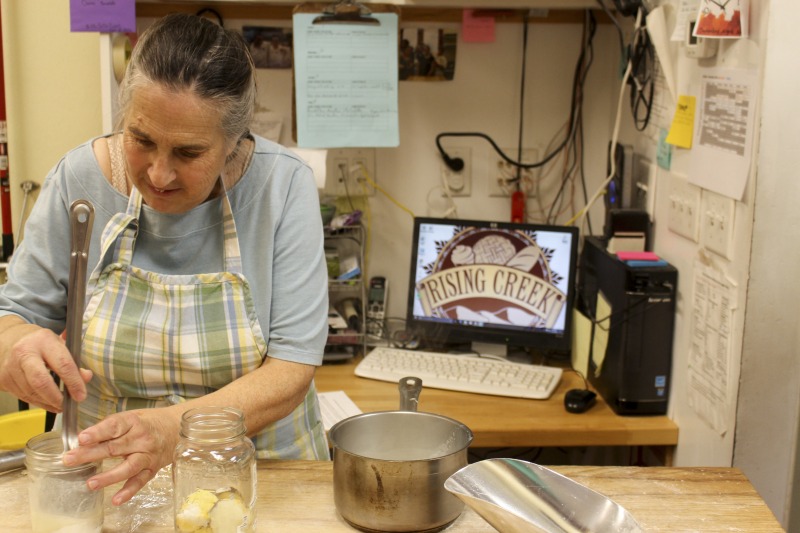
173, 406, 256, 533
25, 431, 103, 533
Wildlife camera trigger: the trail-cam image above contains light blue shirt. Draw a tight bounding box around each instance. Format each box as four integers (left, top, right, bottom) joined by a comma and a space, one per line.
0, 134, 328, 365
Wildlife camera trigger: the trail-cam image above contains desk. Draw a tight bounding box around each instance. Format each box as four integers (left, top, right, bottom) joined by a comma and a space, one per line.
0, 461, 783, 531
315, 357, 679, 451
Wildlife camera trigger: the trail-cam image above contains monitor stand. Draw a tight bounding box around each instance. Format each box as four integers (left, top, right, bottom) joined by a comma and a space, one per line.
470, 342, 557, 364
471, 342, 508, 359
450, 341, 542, 364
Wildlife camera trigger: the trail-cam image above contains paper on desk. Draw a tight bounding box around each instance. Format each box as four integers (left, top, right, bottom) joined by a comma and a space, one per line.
292, 13, 399, 148
318, 391, 362, 431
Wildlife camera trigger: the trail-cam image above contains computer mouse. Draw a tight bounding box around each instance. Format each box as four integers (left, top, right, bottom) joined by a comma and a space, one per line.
564, 389, 597, 413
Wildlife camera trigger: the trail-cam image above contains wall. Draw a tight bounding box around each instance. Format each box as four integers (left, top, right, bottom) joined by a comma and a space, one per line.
623, 0, 798, 526
621, 2, 763, 469
735, 0, 800, 527
0, 0, 103, 415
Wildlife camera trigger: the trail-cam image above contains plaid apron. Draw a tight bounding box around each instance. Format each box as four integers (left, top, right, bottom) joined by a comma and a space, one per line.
78, 186, 328, 459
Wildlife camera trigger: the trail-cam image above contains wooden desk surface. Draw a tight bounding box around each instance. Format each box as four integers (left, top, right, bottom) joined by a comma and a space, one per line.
314, 357, 679, 448
0, 461, 783, 532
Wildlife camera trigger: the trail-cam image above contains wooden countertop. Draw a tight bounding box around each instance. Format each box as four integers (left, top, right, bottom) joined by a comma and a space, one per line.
0, 461, 783, 531
315, 357, 679, 448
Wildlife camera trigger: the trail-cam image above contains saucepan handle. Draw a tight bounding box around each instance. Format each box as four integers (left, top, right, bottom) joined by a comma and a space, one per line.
398, 376, 422, 412
0, 448, 25, 473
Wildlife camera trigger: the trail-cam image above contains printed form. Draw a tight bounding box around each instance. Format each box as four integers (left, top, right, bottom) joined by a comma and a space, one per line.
688, 259, 737, 435
293, 13, 399, 148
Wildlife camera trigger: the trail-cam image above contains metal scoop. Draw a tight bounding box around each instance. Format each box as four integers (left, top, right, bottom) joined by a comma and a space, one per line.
444, 458, 643, 533
61, 200, 94, 452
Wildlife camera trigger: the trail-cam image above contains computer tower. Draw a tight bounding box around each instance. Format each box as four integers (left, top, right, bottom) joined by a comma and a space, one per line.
577, 237, 677, 415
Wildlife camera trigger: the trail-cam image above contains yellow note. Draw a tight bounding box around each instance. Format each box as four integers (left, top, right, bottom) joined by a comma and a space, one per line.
591, 291, 612, 378
571, 309, 592, 378
665, 95, 696, 149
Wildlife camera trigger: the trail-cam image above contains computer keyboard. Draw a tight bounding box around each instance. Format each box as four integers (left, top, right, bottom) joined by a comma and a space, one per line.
355, 346, 563, 400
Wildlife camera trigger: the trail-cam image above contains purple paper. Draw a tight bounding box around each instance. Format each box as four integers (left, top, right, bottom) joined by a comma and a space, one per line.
70, 0, 136, 33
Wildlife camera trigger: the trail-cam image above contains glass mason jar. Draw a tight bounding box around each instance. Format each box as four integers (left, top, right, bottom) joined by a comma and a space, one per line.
173, 406, 256, 533
25, 431, 104, 533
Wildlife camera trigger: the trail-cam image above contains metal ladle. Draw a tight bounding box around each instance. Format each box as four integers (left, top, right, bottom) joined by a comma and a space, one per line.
61, 200, 94, 452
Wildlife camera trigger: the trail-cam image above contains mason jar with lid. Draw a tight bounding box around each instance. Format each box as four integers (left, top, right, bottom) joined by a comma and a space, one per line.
25, 431, 104, 533
173, 406, 256, 533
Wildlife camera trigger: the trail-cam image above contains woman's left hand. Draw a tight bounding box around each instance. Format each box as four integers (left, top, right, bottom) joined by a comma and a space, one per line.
63, 407, 181, 506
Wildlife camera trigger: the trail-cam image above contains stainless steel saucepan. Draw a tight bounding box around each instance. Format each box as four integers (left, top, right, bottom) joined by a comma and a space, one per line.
329, 376, 474, 532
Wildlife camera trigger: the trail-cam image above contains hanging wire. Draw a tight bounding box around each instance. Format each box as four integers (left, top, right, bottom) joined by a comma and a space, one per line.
627, 20, 655, 131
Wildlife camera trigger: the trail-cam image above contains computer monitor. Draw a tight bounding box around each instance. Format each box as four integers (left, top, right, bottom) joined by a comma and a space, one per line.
406, 217, 579, 359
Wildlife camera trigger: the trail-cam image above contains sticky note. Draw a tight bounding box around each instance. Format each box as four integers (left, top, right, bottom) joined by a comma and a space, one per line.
462, 9, 495, 43
657, 128, 673, 170
616, 251, 660, 261
665, 95, 696, 149
70, 0, 135, 33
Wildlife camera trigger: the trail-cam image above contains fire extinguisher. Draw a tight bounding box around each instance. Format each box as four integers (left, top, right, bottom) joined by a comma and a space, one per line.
0, 8, 13, 261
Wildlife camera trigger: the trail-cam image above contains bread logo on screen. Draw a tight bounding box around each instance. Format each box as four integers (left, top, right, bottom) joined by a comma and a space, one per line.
416, 227, 566, 329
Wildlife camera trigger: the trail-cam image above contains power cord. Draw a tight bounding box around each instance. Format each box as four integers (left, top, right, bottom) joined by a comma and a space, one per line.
628, 20, 655, 131
566, 7, 642, 235
436, 10, 598, 228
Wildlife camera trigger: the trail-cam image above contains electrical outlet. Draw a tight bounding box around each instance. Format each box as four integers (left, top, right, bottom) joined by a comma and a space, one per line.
440, 147, 472, 197
324, 148, 376, 197
701, 189, 735, 259
667, 172, 700, 242
490, 148, 538, 197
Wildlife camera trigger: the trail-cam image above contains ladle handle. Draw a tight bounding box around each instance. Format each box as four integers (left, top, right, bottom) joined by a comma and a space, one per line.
398, 376, 422, 412
62, 200, 94, 452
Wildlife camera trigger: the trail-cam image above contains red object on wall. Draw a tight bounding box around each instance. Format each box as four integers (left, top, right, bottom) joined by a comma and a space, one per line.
511, 190, 525, 223
0, 7, 14, 261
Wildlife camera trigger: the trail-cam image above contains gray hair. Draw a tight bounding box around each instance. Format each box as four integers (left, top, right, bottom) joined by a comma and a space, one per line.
118, 13, 256, 143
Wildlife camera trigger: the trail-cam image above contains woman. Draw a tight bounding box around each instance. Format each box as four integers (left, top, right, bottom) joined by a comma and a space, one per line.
0, 13, 329, 505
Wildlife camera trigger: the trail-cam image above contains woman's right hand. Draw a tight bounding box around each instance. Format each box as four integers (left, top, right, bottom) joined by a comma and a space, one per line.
0, 317, 92, 412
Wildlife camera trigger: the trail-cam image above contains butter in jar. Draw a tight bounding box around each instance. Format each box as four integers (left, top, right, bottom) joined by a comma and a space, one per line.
25, 431, 103, 533
173, 406, 256, 533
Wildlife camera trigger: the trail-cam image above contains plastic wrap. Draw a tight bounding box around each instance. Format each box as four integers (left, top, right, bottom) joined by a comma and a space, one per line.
103, 464, 174, 532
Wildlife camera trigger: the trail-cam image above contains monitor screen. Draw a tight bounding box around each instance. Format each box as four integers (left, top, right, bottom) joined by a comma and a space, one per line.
406, 217, 579, 357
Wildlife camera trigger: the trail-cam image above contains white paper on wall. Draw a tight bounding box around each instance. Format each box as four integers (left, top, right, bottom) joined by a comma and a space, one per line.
687, 257, 737, 435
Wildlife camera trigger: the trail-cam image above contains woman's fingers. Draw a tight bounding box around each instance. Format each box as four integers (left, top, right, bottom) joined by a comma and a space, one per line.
84, 453, 155, 505
63, 409, 179, 505
0, 327, 85, 410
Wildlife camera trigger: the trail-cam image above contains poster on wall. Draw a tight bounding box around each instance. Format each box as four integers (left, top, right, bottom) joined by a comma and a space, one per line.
693, 0, 749, 39
399, 27, 458, 81
243, 26, 294, 69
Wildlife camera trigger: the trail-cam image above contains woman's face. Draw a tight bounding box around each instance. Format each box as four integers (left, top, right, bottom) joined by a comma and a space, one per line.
122, 83, 234, 214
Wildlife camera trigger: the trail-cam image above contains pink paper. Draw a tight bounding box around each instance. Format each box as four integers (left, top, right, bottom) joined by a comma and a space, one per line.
616, 251, 660, 261
462, 10, 495, 43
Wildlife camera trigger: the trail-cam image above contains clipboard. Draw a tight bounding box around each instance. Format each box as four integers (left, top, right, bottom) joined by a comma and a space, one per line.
291, 1, 401, 147
293, 1, 400, 24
